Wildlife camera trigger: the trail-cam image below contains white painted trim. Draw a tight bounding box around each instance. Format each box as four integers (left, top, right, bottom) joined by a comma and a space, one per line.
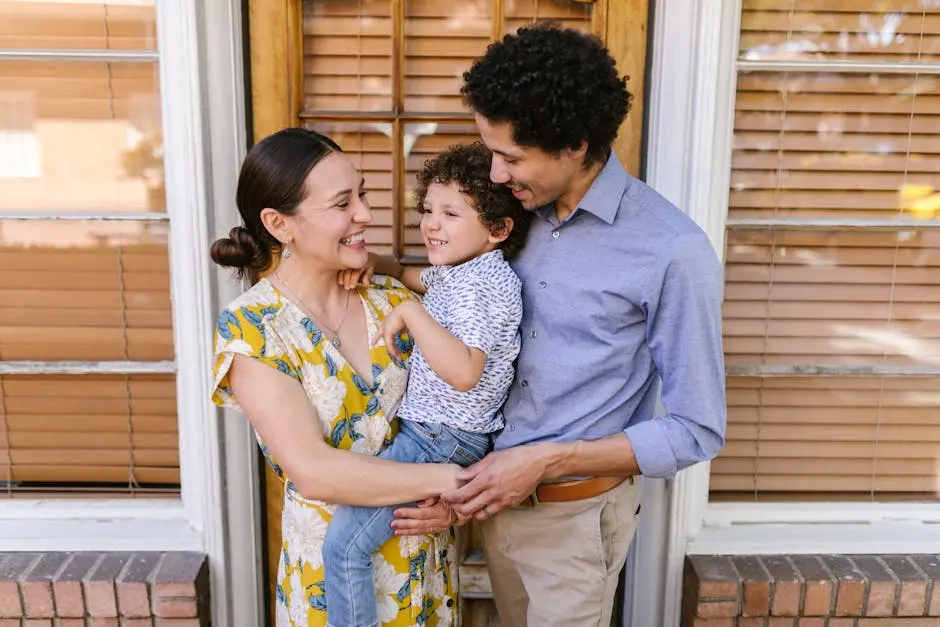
0, 211, 169, 221
0, 361, 175, 375
0, 49, 158, 61
201, 0, 266, 623
644, 0, 741, 625
705, 502, 940, 526
0, 500, 185, 520
689, 522, 940, 555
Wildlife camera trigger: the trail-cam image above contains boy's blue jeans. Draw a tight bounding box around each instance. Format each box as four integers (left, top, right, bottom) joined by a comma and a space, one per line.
322, 419, 491, 627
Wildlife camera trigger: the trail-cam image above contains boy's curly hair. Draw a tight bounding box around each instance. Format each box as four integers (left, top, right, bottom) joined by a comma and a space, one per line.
414, 142, 531, 260
461, 22, 631, 165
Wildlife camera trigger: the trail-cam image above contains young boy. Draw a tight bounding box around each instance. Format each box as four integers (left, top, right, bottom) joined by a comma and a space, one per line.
322, 141, 531, 626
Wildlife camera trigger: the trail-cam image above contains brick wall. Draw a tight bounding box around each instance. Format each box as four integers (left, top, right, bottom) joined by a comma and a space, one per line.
684, 554, 940, 627
0, 552, 209, 627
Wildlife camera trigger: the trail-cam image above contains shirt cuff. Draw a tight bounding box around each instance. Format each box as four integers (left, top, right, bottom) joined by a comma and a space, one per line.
624, 419, 678, 479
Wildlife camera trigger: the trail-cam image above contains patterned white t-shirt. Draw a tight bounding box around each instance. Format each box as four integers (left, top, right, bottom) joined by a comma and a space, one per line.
396, 249, 522, 433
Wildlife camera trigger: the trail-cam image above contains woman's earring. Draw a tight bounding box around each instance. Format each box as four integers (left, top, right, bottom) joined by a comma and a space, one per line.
282, 242, 292, 259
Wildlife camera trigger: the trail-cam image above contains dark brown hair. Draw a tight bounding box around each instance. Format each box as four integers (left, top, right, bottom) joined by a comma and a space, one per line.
413, 142, 531, 260
210, 128, 342, 279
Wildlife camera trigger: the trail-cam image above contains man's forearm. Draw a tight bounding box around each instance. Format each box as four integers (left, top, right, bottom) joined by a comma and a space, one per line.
535, 433, 641, 480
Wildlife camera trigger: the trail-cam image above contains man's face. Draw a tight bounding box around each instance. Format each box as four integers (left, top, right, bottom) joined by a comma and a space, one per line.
475, 113, 581, 211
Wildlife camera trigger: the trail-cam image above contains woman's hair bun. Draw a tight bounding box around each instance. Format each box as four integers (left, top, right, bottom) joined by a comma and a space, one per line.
209, 226, 272, 278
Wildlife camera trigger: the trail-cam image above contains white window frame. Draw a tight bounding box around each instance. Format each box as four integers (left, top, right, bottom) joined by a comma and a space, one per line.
0, 1, 263, 625
646, 1, 940, 626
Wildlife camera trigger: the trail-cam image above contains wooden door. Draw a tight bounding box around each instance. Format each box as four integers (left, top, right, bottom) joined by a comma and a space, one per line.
247, 0, 649, 623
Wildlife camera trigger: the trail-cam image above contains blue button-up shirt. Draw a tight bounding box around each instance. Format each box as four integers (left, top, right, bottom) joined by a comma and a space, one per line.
497, 153, 727, 479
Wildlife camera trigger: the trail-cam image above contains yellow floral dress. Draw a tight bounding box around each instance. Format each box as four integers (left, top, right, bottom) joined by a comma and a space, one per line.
211, 276, 458, 627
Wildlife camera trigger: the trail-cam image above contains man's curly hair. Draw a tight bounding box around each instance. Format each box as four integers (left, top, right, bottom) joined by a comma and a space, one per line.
461, 22, 631, 165
414, 142, 532, 260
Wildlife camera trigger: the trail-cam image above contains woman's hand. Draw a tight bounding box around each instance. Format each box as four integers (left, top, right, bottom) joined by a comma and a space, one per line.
337, 252, 378, 290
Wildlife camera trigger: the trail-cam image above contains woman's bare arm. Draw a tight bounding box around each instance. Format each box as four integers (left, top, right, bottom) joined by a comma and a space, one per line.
229, 354, 459, 506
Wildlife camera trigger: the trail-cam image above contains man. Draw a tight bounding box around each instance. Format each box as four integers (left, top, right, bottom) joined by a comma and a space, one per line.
439, 23, 727, 626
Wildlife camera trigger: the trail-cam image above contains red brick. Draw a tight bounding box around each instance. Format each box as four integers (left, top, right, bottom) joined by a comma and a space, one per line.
0, 621, 19, 627
821, 556, 867, 617
23, 620, 53, 626
768, 619, 796, 627
21, 553, 69, 620
852, 557, 897, 617
152, 599, 198, 619
123, 620, 156, 627
85, 554, 132, 618
857, 620, 940, 626
55, 620, 87, 627
791, 556, 835, 616
696, 600, 738, 618
827, 620, 856, 627
738, 619, 766, 627
87, 618, 120, 627
881, 556, 929, 617
764, 556, 802, 617
117, 554, 160, 619
687, 556, 742, 599
154, 621, 202, 627
150, 554, 206, 601
909, 556, 940, 617
734, 556, 772, 617
797, 619, 825, 627
0, 581, 22, 618
54, 554, 101, 619
690, 621, 735, 627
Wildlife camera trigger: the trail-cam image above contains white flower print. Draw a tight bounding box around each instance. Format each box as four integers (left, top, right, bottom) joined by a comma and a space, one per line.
350, 414, 390, 456
424, 557, 445, 599
374, 366, 407, 418
278, 308, 317, 353
275, 603, 292, 627
282, 500, 328, 570
299, 361, 347, 428
436, 598, 453, 626
287, 570, 308, 626
397, 534, 425, 560
373, 554, 408, 624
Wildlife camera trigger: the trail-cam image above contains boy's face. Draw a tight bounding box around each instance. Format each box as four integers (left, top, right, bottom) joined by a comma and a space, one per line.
475, 113, 582, 211
420, 181, 505, 267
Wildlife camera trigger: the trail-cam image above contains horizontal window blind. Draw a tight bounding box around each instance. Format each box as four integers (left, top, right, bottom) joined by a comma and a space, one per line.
302, 0, 601, 261
0, 1, 179, 498
739, 0, 940, 62
714, 1, 940, 502
0, 1, 156, 51
0, 374, 179, 496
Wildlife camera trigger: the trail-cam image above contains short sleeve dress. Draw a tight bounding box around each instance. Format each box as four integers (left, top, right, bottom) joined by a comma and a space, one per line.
211, 276, 458, 627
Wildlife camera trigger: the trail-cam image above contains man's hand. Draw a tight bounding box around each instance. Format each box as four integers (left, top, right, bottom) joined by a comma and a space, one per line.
390, 497, 467, 536
441, 446, 547, 520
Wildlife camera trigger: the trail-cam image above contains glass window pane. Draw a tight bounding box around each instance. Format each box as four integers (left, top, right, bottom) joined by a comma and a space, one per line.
739, 0, 940, 63
0, 60, 164, 213
724, 228, 940, 368
303, 0, 393, 112
0, 220, 173, 361
404, 0, 492, 113
505, 0, 594, 36
0, 373, 179, 498
307, 122, 395, 255
714, 375, 940, 502
0, 0, 157, 51
731, 72, 940, 221
404, 123, 479, 258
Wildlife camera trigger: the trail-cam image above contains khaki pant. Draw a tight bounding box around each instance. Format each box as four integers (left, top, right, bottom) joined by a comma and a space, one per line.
479, 477, 641, 627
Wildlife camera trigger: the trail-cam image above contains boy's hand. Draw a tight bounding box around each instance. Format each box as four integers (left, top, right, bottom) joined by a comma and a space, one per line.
337, 252, 377, 290
373, 301, 418, 358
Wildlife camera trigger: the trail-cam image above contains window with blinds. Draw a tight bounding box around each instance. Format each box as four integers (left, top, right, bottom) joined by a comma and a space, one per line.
301, 0, 596, 260
0, 1, 179, 498
712, 0, 940, 502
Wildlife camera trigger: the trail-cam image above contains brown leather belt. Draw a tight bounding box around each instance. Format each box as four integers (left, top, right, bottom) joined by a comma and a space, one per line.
520, 475, 633, 507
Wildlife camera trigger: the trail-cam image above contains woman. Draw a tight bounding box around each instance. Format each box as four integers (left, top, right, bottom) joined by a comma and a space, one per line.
210, 128, 460, 626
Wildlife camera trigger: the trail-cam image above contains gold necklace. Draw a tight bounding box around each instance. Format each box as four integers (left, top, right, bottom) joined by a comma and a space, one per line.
273, 269, 351, 349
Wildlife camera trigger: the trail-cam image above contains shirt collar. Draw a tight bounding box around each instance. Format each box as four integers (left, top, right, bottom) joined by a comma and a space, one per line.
422, 249, 505, 291
535, 151, 629, 226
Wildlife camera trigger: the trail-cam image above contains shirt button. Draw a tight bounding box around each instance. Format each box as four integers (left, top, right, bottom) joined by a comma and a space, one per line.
529, 331, 537, 339
538, 281, 547, 289
507, 424, 516, 432
520, 380, 528, 388
551, 231, 560, 239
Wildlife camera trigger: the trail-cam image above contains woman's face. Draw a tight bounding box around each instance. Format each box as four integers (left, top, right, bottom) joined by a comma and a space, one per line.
284, 151, 372, 271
